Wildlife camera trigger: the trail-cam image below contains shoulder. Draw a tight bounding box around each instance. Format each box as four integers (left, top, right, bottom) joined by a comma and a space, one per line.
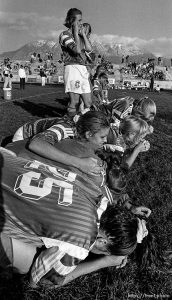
59, 30, 73, 42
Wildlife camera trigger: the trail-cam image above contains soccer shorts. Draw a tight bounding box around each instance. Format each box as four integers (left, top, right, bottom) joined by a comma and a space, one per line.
0, 233, 13, 268
12, 126, 24, 142
0, 233, 37, 273
64, 65, 91, 94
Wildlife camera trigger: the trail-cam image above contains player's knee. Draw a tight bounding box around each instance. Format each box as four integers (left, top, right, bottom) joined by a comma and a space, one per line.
83, 97, 92, 108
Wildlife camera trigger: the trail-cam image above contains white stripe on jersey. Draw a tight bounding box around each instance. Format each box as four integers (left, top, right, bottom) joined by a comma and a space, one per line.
60, 34, 69, 42
97, 196, 109, 220
104, 185, 113, 204
32, 249, 77, 283
56, 124, 74, 135
122, 105, 133, 118
48, 127, 62, 140
93, 84, 99, 90
65, 38, 74, 45
48, 124, 74, 140
31, 249, 64, 282
55, 262, 76, 276
41, 237, 89, 260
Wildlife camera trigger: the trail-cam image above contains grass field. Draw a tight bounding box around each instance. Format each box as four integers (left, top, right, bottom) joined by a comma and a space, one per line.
0, 83, 172, 300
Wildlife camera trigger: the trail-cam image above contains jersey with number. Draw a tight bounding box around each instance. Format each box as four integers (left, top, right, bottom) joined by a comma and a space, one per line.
0, 148, 106, 251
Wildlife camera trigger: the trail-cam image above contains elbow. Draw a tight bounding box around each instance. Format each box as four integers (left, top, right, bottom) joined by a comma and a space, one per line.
76, 49, 81, 54
28, 139, 39, 153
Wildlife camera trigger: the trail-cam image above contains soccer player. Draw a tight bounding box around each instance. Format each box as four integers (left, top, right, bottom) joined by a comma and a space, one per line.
0, 147, 149, 288
92, 72, 110, 107
59, 8, 92, 117
99, 96, 156, 135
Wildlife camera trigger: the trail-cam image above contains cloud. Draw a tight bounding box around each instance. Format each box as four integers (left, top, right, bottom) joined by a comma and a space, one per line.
0, 10, 171, 57
0, 11, 63, 38
91, 34, 172, 57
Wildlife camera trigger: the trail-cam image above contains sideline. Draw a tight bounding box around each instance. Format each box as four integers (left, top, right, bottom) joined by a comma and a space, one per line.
0, 91, 58, 105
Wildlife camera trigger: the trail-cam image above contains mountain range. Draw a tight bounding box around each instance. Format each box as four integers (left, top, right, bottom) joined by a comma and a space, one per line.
0, 39, 171, 65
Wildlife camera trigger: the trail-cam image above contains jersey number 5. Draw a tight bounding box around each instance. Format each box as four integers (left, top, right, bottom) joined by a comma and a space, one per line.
14, 170, 74, 206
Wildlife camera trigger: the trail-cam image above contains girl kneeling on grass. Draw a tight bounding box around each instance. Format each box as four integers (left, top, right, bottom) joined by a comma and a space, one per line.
99, 96, 156, 135
7, 111, 151, 218
0, 113, 153, 287
24, 113, 151, 218
104, 115, 150, 168
0, 193, 151, 288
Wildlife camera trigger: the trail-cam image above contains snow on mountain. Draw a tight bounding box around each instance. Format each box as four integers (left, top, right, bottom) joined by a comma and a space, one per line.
0, 38, 157, 61
91, 34, 144, 57
29, 40, 56, 48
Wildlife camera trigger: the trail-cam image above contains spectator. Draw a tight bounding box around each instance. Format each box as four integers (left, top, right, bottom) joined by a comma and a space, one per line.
126, 55, 129, 65
40, 68, 46, 86
149, 74, 154, 92
155, 85, 160, 93
30, 53, 35, 63
50, 53, 53, 60
18, 65, 26, 90
3, 64, 13, 89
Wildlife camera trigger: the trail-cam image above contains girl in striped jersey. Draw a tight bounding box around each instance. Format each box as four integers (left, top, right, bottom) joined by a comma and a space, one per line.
11, 114, 103, 175
26, 113, 151, 187
8, 111, 151, 217
26, 112, 151, 219
59, 8, 92, 117
98, 96, 156, 135
92, 72, 109, 106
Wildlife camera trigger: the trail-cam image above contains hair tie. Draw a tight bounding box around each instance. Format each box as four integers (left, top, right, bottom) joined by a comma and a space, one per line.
136, 218, 148, 243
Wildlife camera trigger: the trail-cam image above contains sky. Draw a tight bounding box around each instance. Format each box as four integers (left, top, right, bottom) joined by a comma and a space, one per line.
0, 0, 172, 57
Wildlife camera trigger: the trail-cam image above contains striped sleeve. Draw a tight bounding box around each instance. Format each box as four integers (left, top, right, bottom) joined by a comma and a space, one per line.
59, 31, 78, 54
92, 81, 101, 97
32, 124, 74, 145
30, 246, 81, 285
121, 105, 133, 119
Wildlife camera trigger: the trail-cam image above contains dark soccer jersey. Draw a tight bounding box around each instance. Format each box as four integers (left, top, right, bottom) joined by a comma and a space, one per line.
0, 147, 113, 283
59, 30, 86, 66
0, 148, 104, 250
53, 138, 106, 187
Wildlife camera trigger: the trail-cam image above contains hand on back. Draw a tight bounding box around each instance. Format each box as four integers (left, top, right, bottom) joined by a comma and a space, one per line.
78, 157, 105, 175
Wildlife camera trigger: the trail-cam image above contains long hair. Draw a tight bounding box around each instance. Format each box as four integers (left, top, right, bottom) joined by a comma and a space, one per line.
75, 111, 110, 139
132, 97, 156, 122
64, 8, 82, 29
100, 206, 138, 256
97, 150, 128, 195
120, 115, 148, 146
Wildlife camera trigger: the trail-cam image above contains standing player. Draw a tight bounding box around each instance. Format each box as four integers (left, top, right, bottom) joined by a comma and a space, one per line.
59, 8, 92, 118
